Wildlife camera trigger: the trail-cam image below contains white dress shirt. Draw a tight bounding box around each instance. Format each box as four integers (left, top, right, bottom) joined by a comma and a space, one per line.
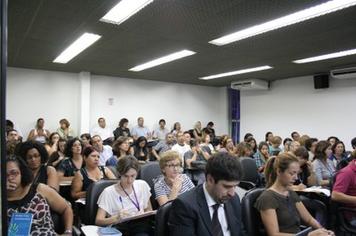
203, 183, 231, 236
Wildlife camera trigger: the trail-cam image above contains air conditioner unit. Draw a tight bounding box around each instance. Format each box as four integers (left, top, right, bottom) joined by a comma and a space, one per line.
330, 67, 356, 79
231, 79, 269, 90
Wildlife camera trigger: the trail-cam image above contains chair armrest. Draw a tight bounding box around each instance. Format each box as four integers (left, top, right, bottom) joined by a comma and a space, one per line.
72, 226, 81, 236
238, 181, 256, 190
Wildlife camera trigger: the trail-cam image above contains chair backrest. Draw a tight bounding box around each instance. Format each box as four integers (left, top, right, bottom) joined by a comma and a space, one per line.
299, 195, 327, 227
241, 188, 266, 236
155, 201, 172, 236
83, 179, 117, 225
137, 161, 162, 209
239, 157, 259, 184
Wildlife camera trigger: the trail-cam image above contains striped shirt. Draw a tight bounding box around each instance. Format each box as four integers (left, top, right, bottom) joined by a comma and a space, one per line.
154, 174, 194, 199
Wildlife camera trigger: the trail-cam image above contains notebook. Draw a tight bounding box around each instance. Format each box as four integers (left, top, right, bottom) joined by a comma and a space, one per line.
8, 213, 33, 236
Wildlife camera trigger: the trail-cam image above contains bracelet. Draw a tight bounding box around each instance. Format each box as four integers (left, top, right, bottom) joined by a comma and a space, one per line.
64, 229, 72, 234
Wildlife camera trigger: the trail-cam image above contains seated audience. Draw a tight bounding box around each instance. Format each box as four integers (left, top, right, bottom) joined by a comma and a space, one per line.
152, 133, 175, 161
56, 118, 75, 140
192, 121, 203, 141
293, 147, 317, 190
255, 153, 334, 236
57, 138, 84, 182
327, 136, 339, 147
183, 131, 191, 146
90, 117, 113, 142
171, 122, 181, 137
7, 156, 73, 235
131, 117, 151, 140
236, 142, 253, 158
18, 141, 59, 191
133, 136, 149, 162
153, 119, 170, 141
45, 132, 60, 156
169, 152, 245, 235
202, 121, 216, 140
265, 131, 273, 145
7, 128, 19, 142
305, 138, 318, 161
200, 133, 214, 154
47, 138, 66, 169
291, 131, 301, 142
171, 132, 191, 161
253, 141, 270, 173
184, 140, 209, 184
6, 119, 23, 140
80, 133, 91, 147
218, 135, 236, 155
71, 146, 116, 200
96, 155, 154, 235
154, 151, 194, 206
312, 141, 335, 187
269, 136, 282, 156
283, 138, 292, 153
329, 141, 348, 169
91, 135, 113, 166
246, 136, 257, 156
27, 118, 51, 144
106, 137, 131, 167
113, 118, 131, 140
299, 134, 310, 147
331, 156, 356, 225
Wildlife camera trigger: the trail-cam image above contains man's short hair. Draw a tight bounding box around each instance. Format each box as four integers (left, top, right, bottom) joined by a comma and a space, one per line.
351, 137, 356, 149
205, 152, 241, 183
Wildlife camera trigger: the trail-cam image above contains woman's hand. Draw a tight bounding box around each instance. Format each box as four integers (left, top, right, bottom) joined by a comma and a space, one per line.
308, 228, 334, 236
6, 181, 17, 191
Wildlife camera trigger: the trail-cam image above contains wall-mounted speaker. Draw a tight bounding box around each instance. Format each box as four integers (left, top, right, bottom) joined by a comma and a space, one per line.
314, 74, 329, 89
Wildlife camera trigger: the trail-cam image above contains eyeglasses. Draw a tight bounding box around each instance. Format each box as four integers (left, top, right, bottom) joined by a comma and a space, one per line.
7, 169, 20, 178
166, 164, 181, 169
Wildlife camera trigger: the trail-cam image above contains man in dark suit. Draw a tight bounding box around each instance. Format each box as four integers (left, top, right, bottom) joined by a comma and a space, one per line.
169, 152, 245, 236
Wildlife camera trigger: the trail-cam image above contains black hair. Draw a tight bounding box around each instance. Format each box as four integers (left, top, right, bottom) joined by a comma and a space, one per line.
243, 133, 253, 141
351, 137, 356, 149
305, 138, 318, 151
265, 131, 273, 142
6, 119, 14, 129
159, 119, 166, 124
207, 121, 214, 126
119, 118, 129, 128
205, 152, 241, 182
258, 141, 269, 151
291, 131, 299, 138
6, 155, 33, 187
64, 137, 83, 158
80, 133, 91, 140
48, 132, 60, 145
283, 138, 292, 146
6, 128, 17, 136
327, 136, 339, 143
331, 141, 345, 154
17, 141, 49, 164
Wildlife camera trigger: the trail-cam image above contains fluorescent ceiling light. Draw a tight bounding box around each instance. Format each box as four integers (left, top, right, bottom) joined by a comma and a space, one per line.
293, 48, 356, 64
53, 33, 101, 64
100, 0, 153, 25
209, 0, 356, 46
199, 65, 273, 80
129, 50, 196, 72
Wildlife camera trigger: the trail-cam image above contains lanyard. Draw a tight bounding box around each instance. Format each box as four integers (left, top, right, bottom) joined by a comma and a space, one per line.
119, 182, 140, 211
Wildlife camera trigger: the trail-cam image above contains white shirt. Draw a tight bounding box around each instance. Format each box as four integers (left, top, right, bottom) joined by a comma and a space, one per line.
97, 180, 151, 217
171, 143, 191, 163
99, 145, 113, 166
203, 183, 230, 236
90, 126, 113, 141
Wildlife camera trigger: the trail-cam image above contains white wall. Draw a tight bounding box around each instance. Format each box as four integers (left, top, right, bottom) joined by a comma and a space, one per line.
240, 75, 356, 150
6, 67, 229, 138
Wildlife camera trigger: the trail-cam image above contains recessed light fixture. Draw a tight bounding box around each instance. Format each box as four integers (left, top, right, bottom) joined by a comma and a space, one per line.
129, 50, 196, 72
293, 48, 356, 64
100, 0, 153, 25
199, 65, 273, 80
53, 33, 101, 64
209, 0, 356, 46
